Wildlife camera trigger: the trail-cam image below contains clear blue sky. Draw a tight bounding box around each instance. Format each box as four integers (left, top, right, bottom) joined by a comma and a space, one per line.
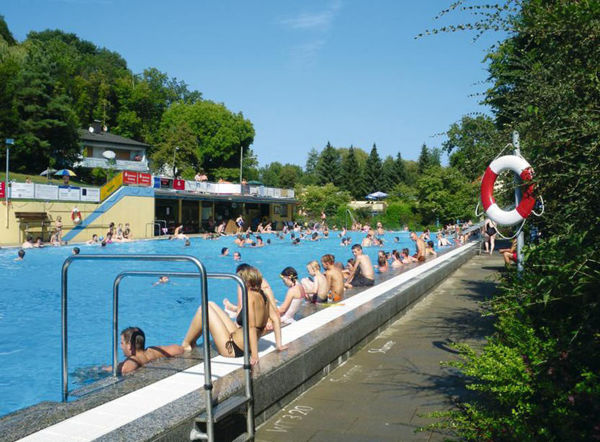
2, 0, 500, 167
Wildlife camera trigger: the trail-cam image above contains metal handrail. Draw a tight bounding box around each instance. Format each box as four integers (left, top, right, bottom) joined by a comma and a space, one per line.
111, 271, 254, 439
145, 221, 164, 237
60, 255, 209, 422
155, 219, 167, 235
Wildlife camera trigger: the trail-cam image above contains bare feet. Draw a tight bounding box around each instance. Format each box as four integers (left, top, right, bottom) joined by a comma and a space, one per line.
181, 341, 194, 352
223, 298, 235, 311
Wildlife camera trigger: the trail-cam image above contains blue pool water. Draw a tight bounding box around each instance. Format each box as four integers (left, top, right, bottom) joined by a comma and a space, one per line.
0, 230, 421, 417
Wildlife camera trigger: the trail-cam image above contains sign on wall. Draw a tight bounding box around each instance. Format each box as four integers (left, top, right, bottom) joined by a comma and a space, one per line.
173, 179, 185, 190
100, 172, 124, 201
10, 183, 35, 199
0, 182, 4, 199
34, 184, 59, 200
138, 173, 152, 186
80, 187, 100, 202
58, 186, 81, 201
123, 170, 138, 185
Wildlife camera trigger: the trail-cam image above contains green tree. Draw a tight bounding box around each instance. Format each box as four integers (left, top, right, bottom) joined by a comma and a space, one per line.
159, 100, 255, 175
315, 142, 342, 186
443, 115, 500, 181
260, 162, 282, 187
302, 147, 319, 185
341, 145, 366, 199
417, 143, 431, 174
394, 152, 407, 184
296, 183, 351, 218
150, 120, 199, 178
364, 143, 383, 193
12, 43, 79, 171
279, 164, 303, 188
415, 166, 476, 225
0, 15, 17, 45
381, 155, 398, 192
421, 1, 600, 440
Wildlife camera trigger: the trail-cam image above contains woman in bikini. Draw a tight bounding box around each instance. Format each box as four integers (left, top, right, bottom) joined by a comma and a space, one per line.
182, 266, 286, 365
116, 327, 183, 375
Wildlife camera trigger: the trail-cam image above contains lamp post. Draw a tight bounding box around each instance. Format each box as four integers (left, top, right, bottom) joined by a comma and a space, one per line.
172, 146, 179, 178
5, 138, 15, 228
239, 145, 243, 184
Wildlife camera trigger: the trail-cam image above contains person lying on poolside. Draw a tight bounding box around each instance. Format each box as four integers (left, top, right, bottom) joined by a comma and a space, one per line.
182, 266, 287, 365
116, 327, 183, 375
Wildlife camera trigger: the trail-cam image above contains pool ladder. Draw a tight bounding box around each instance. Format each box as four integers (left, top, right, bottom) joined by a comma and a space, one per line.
60, 254, 255, 442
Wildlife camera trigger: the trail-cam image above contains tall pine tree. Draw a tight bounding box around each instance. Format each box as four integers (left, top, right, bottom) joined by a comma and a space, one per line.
341, 145, 367, 199
394, 152, 407, 184
315, 142, 342, 186
417, 143, 431, 174
381, 155, 397, 192
303, 147, 319, 184
364, 143, 383, 193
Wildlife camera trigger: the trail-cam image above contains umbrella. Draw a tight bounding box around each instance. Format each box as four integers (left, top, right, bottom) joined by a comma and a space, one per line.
40, 167, 57, 176
247, 180, 263, 185
54, 169, 77, 177
366, 191, 388, 200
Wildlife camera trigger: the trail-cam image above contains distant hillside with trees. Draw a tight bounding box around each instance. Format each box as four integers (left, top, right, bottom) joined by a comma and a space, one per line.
0, 17, 253, 181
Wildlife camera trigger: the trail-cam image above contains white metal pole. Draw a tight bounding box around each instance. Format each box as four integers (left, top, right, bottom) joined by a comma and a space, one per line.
239, 145, 243, 184
512, 131, 524, 273
5, 140, 10, 228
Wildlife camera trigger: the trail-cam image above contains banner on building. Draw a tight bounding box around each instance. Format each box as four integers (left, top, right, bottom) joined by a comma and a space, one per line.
34, 184, 59, 200
138, 173, 152, 186
80, 187, 101, 202
123, 170, 138, 185
100, 172, 124, 201
58, 186, 81, 201
0, 182, 5, 199
10, 183, 35, 199
173, 179, 185, 190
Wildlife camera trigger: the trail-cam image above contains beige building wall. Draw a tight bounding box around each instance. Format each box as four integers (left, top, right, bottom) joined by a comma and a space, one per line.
0, 196, 154, 246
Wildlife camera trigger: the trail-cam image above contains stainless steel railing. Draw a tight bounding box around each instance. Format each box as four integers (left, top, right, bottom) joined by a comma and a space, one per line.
60, 254, 254, 441
110, 271, 254, 439
61, 255, 208, 402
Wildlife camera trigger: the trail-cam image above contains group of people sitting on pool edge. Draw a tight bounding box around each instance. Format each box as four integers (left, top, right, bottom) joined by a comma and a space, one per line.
114, 264, 288, 374
85, 222, 135, 246
114, 235, 440, 375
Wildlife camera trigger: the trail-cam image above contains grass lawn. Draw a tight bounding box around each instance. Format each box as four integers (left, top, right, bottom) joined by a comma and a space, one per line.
0, 171, 87, 186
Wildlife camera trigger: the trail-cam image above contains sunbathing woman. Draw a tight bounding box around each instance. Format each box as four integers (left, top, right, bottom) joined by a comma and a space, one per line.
182, 266, 286, 365
279, 267, 308, 324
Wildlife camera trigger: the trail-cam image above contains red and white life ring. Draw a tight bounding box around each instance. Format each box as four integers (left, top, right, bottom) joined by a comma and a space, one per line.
71, 207, 82, 225
481, 155, 536, 226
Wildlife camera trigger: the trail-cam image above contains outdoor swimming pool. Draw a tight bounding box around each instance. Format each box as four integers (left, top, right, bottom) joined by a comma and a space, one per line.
0, 230, 426, 417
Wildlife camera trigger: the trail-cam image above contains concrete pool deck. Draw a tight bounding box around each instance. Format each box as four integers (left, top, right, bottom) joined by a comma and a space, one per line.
3, 241, 479, 441
256, 253, 500, 441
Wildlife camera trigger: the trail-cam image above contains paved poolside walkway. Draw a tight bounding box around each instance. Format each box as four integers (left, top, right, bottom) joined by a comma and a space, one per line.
256, 254, 502, 442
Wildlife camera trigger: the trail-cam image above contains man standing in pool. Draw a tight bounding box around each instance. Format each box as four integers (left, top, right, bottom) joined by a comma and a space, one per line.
410, 231, 426, 262
346, 244, 375, 287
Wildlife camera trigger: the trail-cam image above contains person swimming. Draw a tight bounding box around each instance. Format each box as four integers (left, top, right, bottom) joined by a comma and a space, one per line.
113, 327, 183, 375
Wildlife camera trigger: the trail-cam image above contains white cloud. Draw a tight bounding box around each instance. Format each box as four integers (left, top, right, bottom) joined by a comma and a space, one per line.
279, 0, 342, 32
290, 39, 326, 67
280, 0, 342, 67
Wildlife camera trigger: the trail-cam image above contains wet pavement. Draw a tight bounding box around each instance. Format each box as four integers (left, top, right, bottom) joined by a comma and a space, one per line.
256, 254, 502, 442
